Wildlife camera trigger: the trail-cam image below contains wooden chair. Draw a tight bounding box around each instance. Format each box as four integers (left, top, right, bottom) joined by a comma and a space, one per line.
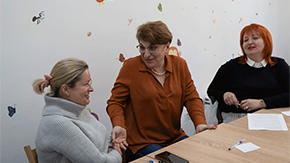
24, 145, 38, 163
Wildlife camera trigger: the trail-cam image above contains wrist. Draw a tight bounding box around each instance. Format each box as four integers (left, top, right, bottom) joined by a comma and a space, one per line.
259, 99, 266, 108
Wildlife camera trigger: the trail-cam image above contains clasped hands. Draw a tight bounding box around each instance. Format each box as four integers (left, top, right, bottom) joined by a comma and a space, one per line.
223, 92, 261, 112
110, 123, 218, 153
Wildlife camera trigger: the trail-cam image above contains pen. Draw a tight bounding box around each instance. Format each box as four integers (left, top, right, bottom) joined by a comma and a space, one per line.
228, 139, 245, 150
145, 159, 158, 163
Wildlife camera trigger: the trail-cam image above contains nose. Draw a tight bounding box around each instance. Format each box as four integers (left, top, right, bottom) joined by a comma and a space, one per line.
143, 49, 151, 58
89, 85, 94, 92
248, 38, 254, 44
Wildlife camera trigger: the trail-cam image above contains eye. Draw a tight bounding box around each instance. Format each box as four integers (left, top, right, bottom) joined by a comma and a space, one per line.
253, 35, 259, 39
149, 46, 157, 51
139, 46, 146, 51
243, 38, 248, 42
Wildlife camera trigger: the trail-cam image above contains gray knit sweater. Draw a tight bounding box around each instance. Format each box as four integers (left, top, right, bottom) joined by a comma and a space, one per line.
35, 95, 122, 163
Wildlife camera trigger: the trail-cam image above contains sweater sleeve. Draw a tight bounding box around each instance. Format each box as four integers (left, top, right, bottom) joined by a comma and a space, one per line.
207, 61, 231, 103
37, 118, 122, 163
106, 60, 131, 129
182, 60, 207, 127
263, 59, 290, 108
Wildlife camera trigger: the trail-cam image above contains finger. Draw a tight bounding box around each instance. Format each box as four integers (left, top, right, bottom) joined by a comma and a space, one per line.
111, 131, 116, 141
207, 125, 217, 129
123, 140, 129, 147
120, 143, 127, 151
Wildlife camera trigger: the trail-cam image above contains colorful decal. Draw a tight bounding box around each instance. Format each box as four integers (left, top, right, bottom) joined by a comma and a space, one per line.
87, 32, 92, 37
119, 53, 125, 62
128, 19, 133, 26
8, 105, 16, 117
32, 11, 45, 25
158, 3, 162, 12
177, 39, 182, 46
168, 47, 179, 57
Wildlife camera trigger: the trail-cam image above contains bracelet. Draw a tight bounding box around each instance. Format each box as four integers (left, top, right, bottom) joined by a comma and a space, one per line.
260, 99, 266, 108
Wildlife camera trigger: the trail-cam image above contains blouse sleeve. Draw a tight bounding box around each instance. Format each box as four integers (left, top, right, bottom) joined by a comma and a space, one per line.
182, 60, 207, 126
106, 60, 131, 128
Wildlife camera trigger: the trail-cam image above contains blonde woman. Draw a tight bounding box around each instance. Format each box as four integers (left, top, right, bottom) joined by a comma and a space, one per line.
33, 58, 122, 163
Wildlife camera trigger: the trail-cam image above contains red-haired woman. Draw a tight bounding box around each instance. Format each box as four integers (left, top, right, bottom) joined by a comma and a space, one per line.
207, 23, 289, 123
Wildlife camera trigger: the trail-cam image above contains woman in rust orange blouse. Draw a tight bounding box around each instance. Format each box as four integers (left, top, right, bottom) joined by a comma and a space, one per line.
107, 20, 217, 162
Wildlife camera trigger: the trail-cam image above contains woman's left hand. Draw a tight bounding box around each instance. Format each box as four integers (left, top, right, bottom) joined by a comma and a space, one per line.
196, 123, 218, 134
240, 99, 261, 112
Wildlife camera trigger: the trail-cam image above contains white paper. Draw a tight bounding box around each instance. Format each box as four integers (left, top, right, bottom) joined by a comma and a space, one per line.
282, 111, 290, 116
236, 142, 260, 153
247, 113, 288, 131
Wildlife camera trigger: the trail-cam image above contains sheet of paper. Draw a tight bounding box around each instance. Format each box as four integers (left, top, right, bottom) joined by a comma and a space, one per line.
236, 142, 260, 153
247, 113, 288, 131
282, 111, 290, 116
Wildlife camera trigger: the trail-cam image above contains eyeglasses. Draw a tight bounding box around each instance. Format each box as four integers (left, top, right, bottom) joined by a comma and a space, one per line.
136, 45, 159, 53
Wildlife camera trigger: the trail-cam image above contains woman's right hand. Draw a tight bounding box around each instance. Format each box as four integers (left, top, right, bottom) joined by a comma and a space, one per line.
111, 126, 128, 152
223, 92, 239, 108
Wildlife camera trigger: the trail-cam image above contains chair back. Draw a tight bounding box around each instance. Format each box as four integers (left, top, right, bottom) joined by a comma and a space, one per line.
24, 145, 38, 163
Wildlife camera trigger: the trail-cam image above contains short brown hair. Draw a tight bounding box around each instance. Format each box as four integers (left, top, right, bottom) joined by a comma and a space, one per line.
239, 23, 275, 66
136, 21, 172, 45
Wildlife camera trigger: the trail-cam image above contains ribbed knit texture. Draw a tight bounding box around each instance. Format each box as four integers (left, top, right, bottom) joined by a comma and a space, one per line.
36, 95, 122, 163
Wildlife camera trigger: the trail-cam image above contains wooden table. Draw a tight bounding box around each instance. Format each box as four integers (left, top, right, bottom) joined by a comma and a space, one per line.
132, 107, 290, 163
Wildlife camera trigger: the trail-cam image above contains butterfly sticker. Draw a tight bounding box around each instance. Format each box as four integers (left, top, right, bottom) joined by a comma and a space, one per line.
32, 11, 45, 25
177, 39, 182, 46
87, 32, 92, 37
128, 19, 133, 26
119, 53, 125, 62
158, 3, 162, 12
8, 105, 16, 117
96, 0, 105, 5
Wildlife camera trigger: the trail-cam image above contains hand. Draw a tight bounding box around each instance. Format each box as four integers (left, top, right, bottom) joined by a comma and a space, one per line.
223, 92, 239, 108
111, 126, 128, 151
196, 123, 218, 134
240, 99, 261, 112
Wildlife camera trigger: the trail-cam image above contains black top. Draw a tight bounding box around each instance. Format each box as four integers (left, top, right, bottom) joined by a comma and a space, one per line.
207, 57, 290, 113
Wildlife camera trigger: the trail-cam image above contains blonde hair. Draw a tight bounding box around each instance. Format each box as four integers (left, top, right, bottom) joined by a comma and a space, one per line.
32, 58, 88, 97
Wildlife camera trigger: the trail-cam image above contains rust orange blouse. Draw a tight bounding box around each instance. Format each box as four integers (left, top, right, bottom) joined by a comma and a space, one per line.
107, 54, 206, 154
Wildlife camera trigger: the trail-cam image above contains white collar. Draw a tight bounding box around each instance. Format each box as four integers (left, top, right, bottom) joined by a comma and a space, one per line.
246, 57, 267, 68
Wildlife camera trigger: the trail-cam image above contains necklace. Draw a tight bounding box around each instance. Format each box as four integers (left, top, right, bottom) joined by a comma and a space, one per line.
151, 68, 166, 76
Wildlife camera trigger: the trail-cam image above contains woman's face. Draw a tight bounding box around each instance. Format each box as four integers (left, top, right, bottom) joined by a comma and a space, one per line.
139, 40, 169, 69
242, 32, 265, 58
65, 69, 94, 106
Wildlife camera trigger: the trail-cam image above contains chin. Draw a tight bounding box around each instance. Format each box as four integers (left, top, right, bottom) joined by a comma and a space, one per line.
145, 62, 155, 69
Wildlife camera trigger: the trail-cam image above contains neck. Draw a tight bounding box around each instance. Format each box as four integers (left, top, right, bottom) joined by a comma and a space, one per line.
247, 54, 263, 63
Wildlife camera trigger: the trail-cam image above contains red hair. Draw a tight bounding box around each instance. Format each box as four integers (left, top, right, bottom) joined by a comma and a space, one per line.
239, 23, 275, 66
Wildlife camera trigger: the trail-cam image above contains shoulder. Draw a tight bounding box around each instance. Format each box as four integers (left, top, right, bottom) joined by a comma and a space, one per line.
220, 57, 241, 69
167, 55, 187, 67
40, 114, 72, 131
123, 55, 140, 65
226, 57, 241, 65
271, 57, 289, 65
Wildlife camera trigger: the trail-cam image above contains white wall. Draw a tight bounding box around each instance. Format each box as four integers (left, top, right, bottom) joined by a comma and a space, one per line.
1, 0, 289, 162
